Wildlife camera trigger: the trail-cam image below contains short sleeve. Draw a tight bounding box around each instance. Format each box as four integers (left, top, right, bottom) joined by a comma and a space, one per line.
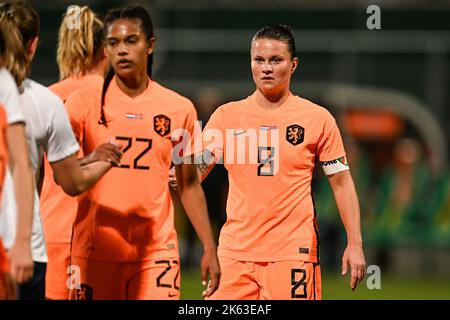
317, 112, 346, 162
183, 103, 201, 154
0, 69, 25, 124
202, 107, 225, 161
46, 97, 80, 163
317, 112, 349, 175
170, 101, 203, 164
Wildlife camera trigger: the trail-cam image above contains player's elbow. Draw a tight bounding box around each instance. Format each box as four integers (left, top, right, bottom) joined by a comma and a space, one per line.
328, 170, 353, 189
179, 176, 199, 193
59, 180, 87, 196
61, 184, 82, 197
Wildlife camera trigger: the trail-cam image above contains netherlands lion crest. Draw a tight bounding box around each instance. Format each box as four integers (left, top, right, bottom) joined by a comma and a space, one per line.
154, 114, 171, 136
286, 124, 305, 146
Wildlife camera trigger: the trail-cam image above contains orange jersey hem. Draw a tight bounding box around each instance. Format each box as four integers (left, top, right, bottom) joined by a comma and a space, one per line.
218, 247, 318, 264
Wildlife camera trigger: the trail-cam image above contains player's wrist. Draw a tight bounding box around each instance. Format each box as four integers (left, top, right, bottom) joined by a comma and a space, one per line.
202, 241, 217, 252
14, 232, 32, 243
347, 237, 363, 247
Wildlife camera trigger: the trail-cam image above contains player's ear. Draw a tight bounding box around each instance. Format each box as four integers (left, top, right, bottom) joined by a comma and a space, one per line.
147, 37, 155, 55
28, 36, 39, 60
104, 46, 110, 59
291, 57, 299, 74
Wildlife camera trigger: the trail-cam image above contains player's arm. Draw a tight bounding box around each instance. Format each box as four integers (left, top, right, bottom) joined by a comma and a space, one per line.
196, 150, 217, 182
49, 145, 121, 196
175, 157, 221, 297
7, 123, 35, 284
47, 92, 123, 196
327, 169, 366, 290
169, 150, 218, 189
77, 142, 123, 167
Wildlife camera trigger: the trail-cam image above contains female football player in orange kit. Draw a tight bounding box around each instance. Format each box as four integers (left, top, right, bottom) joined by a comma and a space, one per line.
39, 5, 109, 300
66, 6, 220, 300
173, 25, 366, 300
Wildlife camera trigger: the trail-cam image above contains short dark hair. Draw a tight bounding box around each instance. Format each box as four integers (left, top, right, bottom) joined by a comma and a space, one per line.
252, 24, 296, 59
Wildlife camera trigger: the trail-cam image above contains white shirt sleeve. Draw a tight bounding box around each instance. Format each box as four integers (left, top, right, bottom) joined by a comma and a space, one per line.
0, 68, 25, 124
45, 93, 80, 163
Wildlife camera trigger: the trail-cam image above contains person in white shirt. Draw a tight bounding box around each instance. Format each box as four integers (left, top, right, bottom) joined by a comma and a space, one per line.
0, 2, 123, 299
0, 9, 35, 299
0, 67, 35, 288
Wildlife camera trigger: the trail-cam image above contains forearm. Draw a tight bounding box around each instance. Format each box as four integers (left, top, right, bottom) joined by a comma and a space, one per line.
196, 161, 215, 183
195, 150, 217, 182
12, 164, 34, 243
78, 156, 90, 167
52, 153, 113, 196
329, 172, 363, 245
8, 124, 34, 243
178, 183, 216, 250
77, 161, 112, 193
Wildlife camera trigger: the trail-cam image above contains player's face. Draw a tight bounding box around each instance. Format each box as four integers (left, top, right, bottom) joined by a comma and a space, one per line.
251, 39, 298, 95
106, 19, 153, 78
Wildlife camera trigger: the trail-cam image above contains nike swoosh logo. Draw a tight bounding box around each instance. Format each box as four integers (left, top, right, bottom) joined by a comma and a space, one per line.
233, 130, 247, 136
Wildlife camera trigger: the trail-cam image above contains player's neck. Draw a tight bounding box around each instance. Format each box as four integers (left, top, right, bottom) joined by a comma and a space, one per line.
116, 73, 149, 98
255, 88, 291, 111
86, 64, 106, 78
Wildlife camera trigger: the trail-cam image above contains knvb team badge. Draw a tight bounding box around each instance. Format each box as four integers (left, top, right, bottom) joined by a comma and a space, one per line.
154, 114, 171, 136
286, 124, 304, 145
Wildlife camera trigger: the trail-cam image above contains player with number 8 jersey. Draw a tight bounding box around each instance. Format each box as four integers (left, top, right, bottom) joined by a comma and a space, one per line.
197, 25, 366, 300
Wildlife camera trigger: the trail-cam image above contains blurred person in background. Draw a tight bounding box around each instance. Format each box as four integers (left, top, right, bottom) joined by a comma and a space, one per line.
39, 5, 109, 300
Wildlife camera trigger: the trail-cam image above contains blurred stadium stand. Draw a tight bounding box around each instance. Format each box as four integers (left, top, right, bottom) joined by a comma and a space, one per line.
25, 0, 450, 277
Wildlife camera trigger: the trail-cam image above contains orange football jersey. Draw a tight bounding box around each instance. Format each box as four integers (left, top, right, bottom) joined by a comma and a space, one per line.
40, 75, 103, 245
49, 74, 103, 103
66, 77, 198, 261
0, 239, 8, 273
203, 92, 346, 263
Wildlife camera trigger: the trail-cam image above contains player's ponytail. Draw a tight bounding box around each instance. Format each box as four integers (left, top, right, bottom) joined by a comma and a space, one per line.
99, 67, 114, 126
99, 6, 155, 127
0, 2, 37, 86
57, 5, 105, 79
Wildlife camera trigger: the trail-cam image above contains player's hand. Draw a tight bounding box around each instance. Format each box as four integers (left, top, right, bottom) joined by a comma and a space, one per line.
341, 244, 366, 291
200, 247, 221, 298
84, 142, 123, 167
0, 271, 17, 300
8, 239, 34, 285
168, 167, 178, 190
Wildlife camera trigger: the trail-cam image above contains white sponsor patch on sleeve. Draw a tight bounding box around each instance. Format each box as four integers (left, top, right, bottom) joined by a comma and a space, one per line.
320, 156, 349, 176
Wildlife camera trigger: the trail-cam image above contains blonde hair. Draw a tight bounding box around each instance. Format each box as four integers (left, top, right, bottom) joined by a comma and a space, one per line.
57, 5, 105, 79
0, 2, 39, 86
